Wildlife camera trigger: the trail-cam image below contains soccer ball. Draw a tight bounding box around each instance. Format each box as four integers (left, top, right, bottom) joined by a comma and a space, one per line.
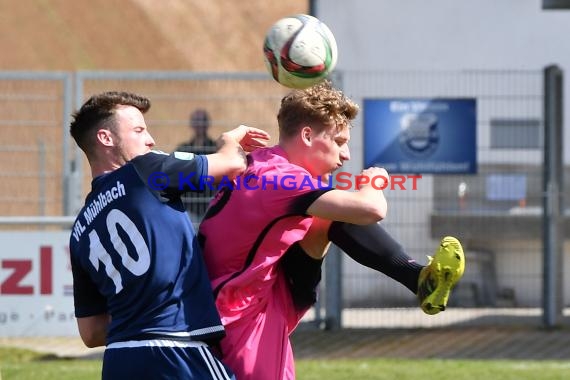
263, 14, 338, 89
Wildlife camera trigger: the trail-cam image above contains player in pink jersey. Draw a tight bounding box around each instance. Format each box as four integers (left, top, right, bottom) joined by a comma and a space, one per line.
198, 81, 465, 380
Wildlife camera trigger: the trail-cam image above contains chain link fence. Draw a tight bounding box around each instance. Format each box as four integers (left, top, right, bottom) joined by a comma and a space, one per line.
322, 69, 568, 329
0, 69, 566, 330
0, 72, 72, 221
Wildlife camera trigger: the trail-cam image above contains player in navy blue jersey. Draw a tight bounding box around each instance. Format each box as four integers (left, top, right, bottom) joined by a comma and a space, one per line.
68, 91, 269, 379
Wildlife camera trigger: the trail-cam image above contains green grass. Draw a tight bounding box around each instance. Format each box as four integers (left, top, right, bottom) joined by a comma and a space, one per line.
1, 347, 569, 380
296, 358, 570, 380
0, 348, 101, 380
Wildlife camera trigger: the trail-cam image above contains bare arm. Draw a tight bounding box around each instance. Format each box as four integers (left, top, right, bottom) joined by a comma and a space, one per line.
77, 313, 111, 348
306, 167, 388, 225
206, 125, 270, 181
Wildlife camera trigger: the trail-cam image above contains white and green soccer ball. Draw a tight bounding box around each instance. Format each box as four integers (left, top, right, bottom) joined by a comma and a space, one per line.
263, 14, 338, 89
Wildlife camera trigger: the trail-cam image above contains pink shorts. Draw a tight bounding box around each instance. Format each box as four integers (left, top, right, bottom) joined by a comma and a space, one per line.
218, 275, 306, 380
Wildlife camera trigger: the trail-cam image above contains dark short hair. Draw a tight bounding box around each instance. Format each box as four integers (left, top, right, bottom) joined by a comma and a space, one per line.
70, 91, 150, 156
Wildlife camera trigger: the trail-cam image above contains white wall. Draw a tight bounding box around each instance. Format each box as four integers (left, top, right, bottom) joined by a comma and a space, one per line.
318, 0, 570, 163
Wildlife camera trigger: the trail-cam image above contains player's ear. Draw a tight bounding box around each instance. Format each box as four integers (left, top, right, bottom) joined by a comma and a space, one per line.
96, 129, 114, 147
301, 126, 312, 146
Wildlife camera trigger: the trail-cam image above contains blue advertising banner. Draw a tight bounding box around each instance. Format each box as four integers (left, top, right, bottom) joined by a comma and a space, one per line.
363, 98, 477, 174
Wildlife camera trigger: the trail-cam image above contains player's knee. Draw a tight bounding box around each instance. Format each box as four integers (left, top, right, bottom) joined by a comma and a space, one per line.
281, 242, 324, 309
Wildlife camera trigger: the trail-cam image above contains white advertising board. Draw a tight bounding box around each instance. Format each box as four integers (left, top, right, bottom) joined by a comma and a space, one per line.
0, 231, 77, 336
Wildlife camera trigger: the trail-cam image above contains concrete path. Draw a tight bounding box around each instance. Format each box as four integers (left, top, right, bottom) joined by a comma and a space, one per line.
292, 326, 570, 360
2, 326, 570, 361
2, 308, 570, 361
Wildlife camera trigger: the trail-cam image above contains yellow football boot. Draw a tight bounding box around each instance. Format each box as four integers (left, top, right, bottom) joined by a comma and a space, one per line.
417, 236, 465, 315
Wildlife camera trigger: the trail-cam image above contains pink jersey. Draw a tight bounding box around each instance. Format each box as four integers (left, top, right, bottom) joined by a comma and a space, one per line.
199, 145, 330, 379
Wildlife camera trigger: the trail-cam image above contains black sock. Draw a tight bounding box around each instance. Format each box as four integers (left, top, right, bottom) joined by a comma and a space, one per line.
280, 242, 324, 310
328, 222, 423, 294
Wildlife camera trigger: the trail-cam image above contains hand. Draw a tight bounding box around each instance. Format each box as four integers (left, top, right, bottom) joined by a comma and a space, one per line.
357, 167, 390, 189
224, 125, 271, 153
361, 167, 389, 179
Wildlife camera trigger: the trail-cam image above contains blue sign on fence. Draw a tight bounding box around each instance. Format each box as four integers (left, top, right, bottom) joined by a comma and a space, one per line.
363, 98, 477, 174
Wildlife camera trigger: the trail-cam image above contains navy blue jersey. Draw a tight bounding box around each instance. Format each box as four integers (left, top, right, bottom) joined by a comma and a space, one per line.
69, 151, 224, 345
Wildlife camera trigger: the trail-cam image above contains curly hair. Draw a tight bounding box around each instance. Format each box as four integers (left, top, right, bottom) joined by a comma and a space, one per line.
277, 80, 359, 139
69, 91, 151, 157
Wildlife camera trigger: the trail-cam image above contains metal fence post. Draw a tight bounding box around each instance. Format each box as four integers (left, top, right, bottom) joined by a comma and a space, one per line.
62, 72, 75, 216
66, 72, 85, 216
325, 244, 342, 330
542, 64, 564, 328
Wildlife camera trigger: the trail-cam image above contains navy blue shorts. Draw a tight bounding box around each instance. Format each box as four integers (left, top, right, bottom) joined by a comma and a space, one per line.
102, 340, 235, 380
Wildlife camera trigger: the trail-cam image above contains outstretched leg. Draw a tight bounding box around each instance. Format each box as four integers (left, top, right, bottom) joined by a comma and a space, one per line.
283, 220, 465, 315
328, 222, 465, 314
328, 221, 423, 293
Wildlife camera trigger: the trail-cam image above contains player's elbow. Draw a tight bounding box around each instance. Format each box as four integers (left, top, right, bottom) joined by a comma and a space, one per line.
77, 314, 109, 348
357, 202, 387, 225
82, 339, 100, 348
80, 332, 105, 348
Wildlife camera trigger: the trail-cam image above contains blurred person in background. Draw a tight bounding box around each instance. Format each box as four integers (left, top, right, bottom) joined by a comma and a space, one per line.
176, 108, 217, 154
176, 109, 218, 223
